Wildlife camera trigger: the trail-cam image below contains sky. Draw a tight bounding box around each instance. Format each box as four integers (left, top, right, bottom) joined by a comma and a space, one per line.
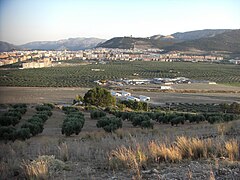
0, 0, 239, 45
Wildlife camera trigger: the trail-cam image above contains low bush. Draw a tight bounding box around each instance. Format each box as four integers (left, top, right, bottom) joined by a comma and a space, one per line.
36, 105, 52, 112
0, 126, 16, 141
62, 106, 79, 114
14, 128, 31, 140
0, 116, 19, 126
121, 100, 148, 111
21, 121, 43, 136
170, 116, 185, 126
12, 103, 27, 109
90, 110, 106, 119
62, 112, 85, 136
4, 111, 22, 120
36, 111, 52, 117
96, 117, 122, 132
33, 114, 48, 123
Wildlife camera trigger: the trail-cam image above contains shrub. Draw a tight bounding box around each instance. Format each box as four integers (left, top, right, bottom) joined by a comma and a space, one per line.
4, 111, 22, 120
195, 114, 206, 123
15, 128, 31, 140
62, 120, 83, 136
131, 114, 153, 129
66, 112, 84, 119
0, 116, 19, 126
121, 100, 148, 111
36, 111, 52, 117
207, 116, 223, 124
0, 126, 16, 141
43, 103, 54, 109
33, 114, 48, 123
62, 107, 78, 114
61, 113, 85, 136
170, 116, 185, 126
22, 122, 43, 136
90, 110, 106, 119
96, 117, 122, 132
11, 107, 27, 115
12, 103, 27, 109
36, 105, 52, 112
24, 117, 45, 135
141, 120, 154, 129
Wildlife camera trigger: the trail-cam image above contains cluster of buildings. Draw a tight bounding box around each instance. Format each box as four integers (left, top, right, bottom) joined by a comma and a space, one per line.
110, 90, 150, 102
0, 48, 228, 69
95, 77, 217, 88
0, 50, 74, 68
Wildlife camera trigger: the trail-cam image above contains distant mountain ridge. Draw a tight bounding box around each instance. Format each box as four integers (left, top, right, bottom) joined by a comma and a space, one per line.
165, 29, 240, 53
20, 37, 106, 51
96, 36, 176, 49
171, 29, 231, 41
98, 29, 240, 53
0, 41, 20, 52
0, 37, 106, 52
1, 29, 239, 53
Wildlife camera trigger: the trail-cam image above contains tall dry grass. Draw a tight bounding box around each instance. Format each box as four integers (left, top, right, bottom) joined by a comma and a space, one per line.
176, 136, 214, 159
58, 142, 69, 162
225, 139, 239, 161
22, 158, 49, 180
109, 136, 239, 174
109, 143, 147, 179
148, 141, 182, 163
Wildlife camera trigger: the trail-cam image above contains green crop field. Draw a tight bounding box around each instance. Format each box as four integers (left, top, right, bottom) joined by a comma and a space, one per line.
0, 61, 239, 87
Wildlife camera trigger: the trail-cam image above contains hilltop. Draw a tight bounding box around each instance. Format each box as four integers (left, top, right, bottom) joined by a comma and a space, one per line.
97, 29, 233, 50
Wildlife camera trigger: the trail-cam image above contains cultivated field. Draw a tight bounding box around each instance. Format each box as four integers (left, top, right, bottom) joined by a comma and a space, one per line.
0, 61, 240, 87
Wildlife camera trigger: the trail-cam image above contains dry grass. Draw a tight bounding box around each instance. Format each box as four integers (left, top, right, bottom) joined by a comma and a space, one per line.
22, 158, 49, 180
148, 141, 182, 163
0, 118, 239, 179
58, 142, 69, 162
225, 139, 239, 161
109, 136, 239, 175
109, 144, 147, 179
176, 136, 213, 159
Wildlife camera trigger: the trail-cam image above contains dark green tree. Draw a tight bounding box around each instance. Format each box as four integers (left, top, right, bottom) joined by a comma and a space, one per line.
84, 87, 116, 107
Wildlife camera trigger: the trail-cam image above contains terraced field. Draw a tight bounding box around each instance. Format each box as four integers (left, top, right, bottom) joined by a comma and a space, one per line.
0, 61, 239, 87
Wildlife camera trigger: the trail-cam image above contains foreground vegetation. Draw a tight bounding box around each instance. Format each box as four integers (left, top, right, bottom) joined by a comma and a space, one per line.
0, 122, 239, 179
1, 61, 240, 87
0, 88, 239, 179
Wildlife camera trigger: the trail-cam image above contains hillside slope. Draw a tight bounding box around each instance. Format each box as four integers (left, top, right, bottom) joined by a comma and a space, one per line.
166, 29, 240, 53
0, 41, 20, 52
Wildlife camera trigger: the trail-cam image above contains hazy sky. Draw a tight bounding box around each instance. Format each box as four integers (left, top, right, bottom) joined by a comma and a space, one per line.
0, 0, 239, 44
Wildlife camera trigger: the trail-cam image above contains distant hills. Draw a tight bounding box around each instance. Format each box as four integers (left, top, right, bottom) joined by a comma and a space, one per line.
0, 38, 106, 52
1, 29, 240, 53
165, 29, 240, 53
96, 36, 178, 50
98, 29, 240, 52
21, 38, 106, 51
0, 41, 19, 52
